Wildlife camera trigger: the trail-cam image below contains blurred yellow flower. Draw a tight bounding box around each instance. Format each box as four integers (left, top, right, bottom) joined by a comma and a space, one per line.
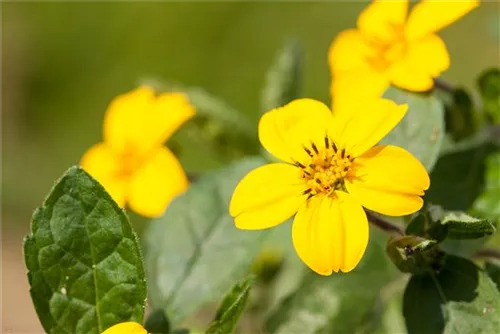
81, 86, 195, 218
101, 322, 147, 334
229, 98, 429, 275
328, 0, 479, 110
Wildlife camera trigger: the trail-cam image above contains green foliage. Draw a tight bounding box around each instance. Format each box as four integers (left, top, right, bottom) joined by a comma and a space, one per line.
426, 143, 495, 211
485, 260, 500, 292
145, 309, 170, 334
445, 88, 476, 140
380, 88, 445, 171
439, 211, 495, 240
265, 229, 399, 333
472, 152, 500, 222
403, 255, 500, 334
144, 157, 268, 326
24, 167, 146, 334
206, 276, 255, 334
261, 40, 303, 113
478, 68, 500, 123
386, 235, 439, 274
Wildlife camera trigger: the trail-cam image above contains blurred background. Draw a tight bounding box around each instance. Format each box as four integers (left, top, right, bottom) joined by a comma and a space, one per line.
2, 2, 499, 332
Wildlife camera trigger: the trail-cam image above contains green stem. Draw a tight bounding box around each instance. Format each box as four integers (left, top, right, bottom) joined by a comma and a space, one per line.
434, 78, 455, 94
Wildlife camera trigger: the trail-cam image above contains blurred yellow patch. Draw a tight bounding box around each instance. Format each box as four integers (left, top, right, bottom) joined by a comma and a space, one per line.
81, 86, 195, 218
101, 322, 147, 334
329, 0, 479, 110
229, 98, 430, 275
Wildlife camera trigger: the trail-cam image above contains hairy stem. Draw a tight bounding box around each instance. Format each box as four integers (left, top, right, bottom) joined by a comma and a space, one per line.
472, 248, 500, 261
365, 210, 405, 236
434, 78, 455, 93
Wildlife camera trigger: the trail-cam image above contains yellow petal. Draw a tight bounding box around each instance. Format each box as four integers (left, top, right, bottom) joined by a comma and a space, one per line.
389, 34, 450, 91
346, 145, 430, 216
128, 147, 188, 218
328, 29, 375, 73
405, 0, 479, 40
230, 163, 305, 230
104, 86, 195, 155
101, 322, 147, 334
357, 0, 409, 42
331, 70, 390, 112
258, 99, 334, 163
334, 99, 408, 157
292, 192, 369, 275
80, 143, 127, 207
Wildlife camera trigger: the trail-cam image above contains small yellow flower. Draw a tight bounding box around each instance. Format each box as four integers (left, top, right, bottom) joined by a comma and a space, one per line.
101, 322, 147, 334
81, 86, 195, 218
229, 98, 430, 275
328, 0, 479, 110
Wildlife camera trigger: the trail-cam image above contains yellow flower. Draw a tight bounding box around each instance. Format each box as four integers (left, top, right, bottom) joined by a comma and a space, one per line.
328, 0, 479, 110
81, 86, 195, 218
101, 322, 147, 334
229, 98, 430, 275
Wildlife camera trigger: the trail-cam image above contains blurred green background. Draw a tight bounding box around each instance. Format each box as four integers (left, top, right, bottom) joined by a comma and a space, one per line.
2, 1, 499, 332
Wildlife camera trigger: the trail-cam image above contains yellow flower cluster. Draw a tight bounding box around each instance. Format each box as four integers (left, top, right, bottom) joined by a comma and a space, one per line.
81, 86, 195, 218
329, 0, 479, 110
230, 0, 478, 275
81, 0, 478, 277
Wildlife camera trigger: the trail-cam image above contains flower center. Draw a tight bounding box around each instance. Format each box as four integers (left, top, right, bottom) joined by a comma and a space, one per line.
366, 24, 407, 71
296, 136, 354, 198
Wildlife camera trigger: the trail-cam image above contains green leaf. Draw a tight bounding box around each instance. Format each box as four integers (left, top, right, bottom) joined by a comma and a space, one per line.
472, 152, 500, 222
445, 88, 477, 140
386, 235, 439, 274
24, 167, 146, 334
425, 143, 496, 211
439, 211, 495, 240
485, 260, 500, 292
403, 255, 500, 334
265, 229, 399, 333
206, 276, 255, 334
380, 88, 445, 171
144, 309, 170, 334
261, 40, 302, 113
477, 68, 500, 123
144, 157, 268, 326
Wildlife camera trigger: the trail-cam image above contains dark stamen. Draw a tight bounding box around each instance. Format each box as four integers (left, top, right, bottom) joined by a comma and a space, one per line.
304, 147, 313, 157
309, 163, 316, 169
311, 143, 319, 154
307, 193, 314, 200
332, 142, 338, 153
295, 161, 306, 169
303, 188, 312, 195
343, 166, 349, 172
341, 148, 346, 158
324, 136, 329, 148
303, 171, 311, 176
315, 178, 322, 184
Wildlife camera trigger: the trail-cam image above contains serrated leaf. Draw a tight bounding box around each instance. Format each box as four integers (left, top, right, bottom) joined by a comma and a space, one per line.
472, 152, 500, 222
265, 228, 399, 333
206, 276, 255, 334
24, 167, 146, 334
477, 68, 500, 123
380, 88, 445, 171
144, 157, 268, 326
403, 255, 500, 334
440, 211, 495, 239
261, 40, 302, 113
